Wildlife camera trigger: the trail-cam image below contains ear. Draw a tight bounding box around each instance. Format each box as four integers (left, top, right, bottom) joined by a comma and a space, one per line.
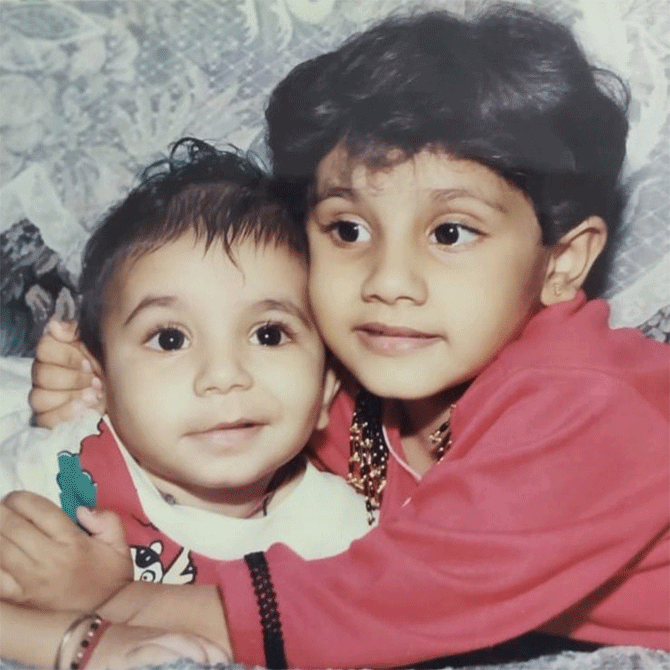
541, 216, 607, 306
315, 367, 341, 431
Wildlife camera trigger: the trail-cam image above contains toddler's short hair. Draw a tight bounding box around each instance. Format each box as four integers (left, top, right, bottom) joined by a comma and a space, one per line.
266, 5, 629, 248
78, 137, 305, 363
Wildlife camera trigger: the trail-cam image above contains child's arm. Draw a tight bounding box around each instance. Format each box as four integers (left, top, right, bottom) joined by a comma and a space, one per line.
0, 601, 230, 669
0, 491, 233, 660
96, 580, 232, 658
29, 320, 104, 428
0, 491, 132, 611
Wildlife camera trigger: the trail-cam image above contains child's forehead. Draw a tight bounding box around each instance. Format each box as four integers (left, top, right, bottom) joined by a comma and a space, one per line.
114, 232, 307, 295
108, 233, 311, 318
312, 144, 510, 201
222, 235, 308, 267
314, 144, 407, 185
133, 230, 303, 263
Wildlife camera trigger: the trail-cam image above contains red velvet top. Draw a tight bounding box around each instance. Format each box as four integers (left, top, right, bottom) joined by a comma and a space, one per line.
218, 293, 670, 668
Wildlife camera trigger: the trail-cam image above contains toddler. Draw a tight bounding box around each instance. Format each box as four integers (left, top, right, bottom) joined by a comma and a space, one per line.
0, 138, 370, 669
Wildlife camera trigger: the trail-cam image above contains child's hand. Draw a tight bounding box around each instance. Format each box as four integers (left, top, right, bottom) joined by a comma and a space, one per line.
0, 491, 132, 611
88, 626, 232, 670
29, 319, 105, 428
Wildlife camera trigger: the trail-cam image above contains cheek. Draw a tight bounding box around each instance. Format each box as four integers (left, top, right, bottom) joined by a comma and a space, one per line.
477, 244, 548, 301
308, 272, 336, 326
266, 352, 324, 404
309, 255, 358, 311
105, 358, 175, 426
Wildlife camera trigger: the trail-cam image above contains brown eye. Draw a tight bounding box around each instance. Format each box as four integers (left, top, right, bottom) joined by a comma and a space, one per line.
147, 328, 189, 351
158, 329, 185, 350
432, 223, 479, 246
330, 220, 371, 244
251, 323, 290, 346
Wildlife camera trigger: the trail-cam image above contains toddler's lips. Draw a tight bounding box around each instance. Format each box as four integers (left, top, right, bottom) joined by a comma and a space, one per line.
187, 421, 265, 451
355, 323, 441, 355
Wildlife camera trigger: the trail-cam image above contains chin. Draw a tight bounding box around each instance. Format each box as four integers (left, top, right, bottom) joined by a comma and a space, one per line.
357, 373, 445, 400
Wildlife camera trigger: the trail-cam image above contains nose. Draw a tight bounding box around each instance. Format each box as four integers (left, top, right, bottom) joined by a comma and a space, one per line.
193, 342, 253, 396
361, 241, 427, 305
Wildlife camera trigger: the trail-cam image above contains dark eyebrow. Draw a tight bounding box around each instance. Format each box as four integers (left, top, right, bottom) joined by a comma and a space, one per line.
314, 184, 506, 213
123, 297, 313, 330
431, 188, 507, 213
123, 296, 177, 327
255, 299, 313, 329
313, 185, 357, 205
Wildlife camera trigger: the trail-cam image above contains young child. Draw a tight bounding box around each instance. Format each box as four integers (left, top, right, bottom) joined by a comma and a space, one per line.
0, 138, 371, 668
15, 5, 670, 669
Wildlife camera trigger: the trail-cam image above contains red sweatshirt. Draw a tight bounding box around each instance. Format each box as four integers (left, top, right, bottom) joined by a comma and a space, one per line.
217, 294, 670, 668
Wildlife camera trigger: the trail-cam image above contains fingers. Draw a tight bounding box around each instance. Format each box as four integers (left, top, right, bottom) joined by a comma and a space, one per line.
0, 495, 65, 590
42, 320, 103, 379
29, 377, 104, 427
77, 508, 129, 554
29, 384, 103, 417
0, 504, 40, 599
88, 627, 232, 670
30, 320, 105, 427
34, 322, 85, 367
124, 633, 232, 666
31, 360, 96, 394
29, 394, 92, 429
0, 568, 24, 602
2, 491, 77, 542
44, 319, 79, 341
32, 320, 103, 394
29, 382, 102, 411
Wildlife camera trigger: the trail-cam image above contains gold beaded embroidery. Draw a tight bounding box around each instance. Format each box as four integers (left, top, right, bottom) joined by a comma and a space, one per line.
348, 390, 387, 524
428, 404, 455, 461
348, 391, 455, 524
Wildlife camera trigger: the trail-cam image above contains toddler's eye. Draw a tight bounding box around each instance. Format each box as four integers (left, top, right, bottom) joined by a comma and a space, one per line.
330, 220, 371, 244
147, 328, 188, 351
251, 323, 289, 347
431, 223, 480, 246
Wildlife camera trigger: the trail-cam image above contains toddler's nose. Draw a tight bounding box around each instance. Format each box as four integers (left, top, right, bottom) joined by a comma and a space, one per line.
193, 345, 252, 396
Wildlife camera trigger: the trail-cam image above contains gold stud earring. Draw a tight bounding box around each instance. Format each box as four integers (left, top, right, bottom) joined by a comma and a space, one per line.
553, 282, 563, 297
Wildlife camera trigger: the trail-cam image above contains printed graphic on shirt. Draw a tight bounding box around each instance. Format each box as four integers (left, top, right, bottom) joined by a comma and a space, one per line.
130, 541, 196, 584
56, 451, 96, 524
55, 427, 198, 586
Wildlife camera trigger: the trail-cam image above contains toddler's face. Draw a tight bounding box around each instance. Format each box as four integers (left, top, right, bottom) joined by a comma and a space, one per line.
99, 232, 329, 511
306, 147, 552, 401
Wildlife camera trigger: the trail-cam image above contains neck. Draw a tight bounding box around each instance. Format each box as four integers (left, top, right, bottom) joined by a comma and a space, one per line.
145, 456, 306, 519
395, 382, 466, 442
390, 384, 466, 474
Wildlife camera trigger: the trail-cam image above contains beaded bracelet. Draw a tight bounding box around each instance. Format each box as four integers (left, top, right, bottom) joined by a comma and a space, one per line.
69, 615, 110, 670
53, 613, 110, 670
53, 613, 96, 670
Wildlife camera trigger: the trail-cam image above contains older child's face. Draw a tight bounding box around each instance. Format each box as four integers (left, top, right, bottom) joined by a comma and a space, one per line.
307, 147, 552, 400
100, 233, 329, 512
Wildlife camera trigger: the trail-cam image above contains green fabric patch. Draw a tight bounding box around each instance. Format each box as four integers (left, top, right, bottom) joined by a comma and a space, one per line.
57, 452, 96, 524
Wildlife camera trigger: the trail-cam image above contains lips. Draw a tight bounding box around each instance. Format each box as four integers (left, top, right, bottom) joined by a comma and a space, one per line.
186, 420, 265, 451
355, 322, 441, 355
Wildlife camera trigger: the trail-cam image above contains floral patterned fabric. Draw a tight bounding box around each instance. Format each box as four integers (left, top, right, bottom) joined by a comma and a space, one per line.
0, 1, 667, 317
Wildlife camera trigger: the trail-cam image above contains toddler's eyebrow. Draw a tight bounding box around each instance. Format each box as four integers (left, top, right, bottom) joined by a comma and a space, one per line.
123, 295, 177, 326
431, 188, 506, 214
122, 297, 312, 329
254, 299, 313, 328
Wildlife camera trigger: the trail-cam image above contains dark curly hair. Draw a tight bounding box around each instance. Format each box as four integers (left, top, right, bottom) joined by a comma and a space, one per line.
266, 4, 629, 260
78, 137, 306, 364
